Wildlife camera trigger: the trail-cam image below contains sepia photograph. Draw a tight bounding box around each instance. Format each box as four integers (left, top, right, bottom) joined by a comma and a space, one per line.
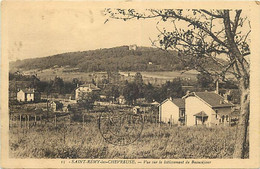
1, 1, 260, 168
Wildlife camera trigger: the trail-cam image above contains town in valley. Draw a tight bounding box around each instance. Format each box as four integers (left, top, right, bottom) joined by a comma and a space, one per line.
9, 45, 244, 159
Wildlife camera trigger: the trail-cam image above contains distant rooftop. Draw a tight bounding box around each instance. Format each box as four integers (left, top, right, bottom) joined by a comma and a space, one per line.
19, 88, 37, 94
78, 83, 100, 90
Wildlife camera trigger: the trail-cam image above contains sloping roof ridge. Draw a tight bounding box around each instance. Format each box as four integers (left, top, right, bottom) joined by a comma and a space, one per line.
160, 98, 171, 105
160, 98, 184, 108
77, 83, 100, 89
194, 92, 233, 108
20, 88, 36, 94
193, 92, 214, 108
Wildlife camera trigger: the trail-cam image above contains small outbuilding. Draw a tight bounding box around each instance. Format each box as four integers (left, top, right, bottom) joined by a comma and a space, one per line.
133, 106, 141, 114
50, 101, 63, 112
159, 98, 185, 125
118, 95, 126, 105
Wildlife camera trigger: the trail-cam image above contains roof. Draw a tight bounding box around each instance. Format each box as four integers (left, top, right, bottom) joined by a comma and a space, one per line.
193, 111, 208, 117
19, 88, 37, 94
185, 92, 233, 108
172, 98, 185, 109
160, 98, 185, 109
231, 109, 240, 117
78, 83, 100, 90
151, 101, 160, 105
119, 95, 125, 99
68, 104, 78, 109
51, 101, 62, 104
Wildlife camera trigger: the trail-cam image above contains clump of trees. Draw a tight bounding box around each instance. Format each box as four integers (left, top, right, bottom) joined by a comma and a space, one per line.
77, 92, 99, 110
121, 72, 184, 105
9, 73, 82, 96
103, 85, 120, 102
196, 72, 214, 90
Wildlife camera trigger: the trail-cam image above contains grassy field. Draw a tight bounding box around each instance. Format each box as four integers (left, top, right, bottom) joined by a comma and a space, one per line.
23, 67, 199, 82
120, 70, 199, 80
9, 122, 248, 159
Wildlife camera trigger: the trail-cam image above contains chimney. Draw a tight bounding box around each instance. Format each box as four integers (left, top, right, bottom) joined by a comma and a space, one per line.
224, 93, 229, 103
169, 97, 172, 101
215, 79, 219, 94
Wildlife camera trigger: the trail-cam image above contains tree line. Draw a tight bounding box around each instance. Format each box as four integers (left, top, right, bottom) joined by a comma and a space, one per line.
9, 71, 239, 104
10, 46, 225, 73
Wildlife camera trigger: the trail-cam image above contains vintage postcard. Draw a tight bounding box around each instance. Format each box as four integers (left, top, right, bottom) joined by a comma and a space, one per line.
1, 1, 260, 168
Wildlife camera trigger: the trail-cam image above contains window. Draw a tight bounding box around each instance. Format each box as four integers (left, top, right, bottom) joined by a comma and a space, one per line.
221, 115, 225, 123
179, 110, 185, 117
181, 110, 185, 116
226, 115, 229, 122
215, 110, 218, 119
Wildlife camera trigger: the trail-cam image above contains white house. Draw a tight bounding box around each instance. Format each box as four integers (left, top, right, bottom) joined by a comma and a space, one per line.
159, 98, 185, 125
183, 92, 233, 126
118, 95, 126, 104
133, 106, 141, 114
129, 44, 137, 50
17, 88, 41, 102
49, 101, 63, 112
75, 83, 100, 101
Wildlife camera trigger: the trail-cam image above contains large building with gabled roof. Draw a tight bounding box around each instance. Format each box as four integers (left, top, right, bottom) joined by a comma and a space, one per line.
183, 92, 234, 126
75, 83, 101, 101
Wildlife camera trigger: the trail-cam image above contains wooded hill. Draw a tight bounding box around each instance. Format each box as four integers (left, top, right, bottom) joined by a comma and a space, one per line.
10, 46, 225, 72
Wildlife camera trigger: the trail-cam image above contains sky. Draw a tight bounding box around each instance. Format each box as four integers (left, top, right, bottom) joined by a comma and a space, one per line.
3, 2, 251, 62
3, 2, 164, 61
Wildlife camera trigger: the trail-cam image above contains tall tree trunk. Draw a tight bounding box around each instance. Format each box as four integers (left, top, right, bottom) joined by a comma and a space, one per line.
233, 78, 250, 158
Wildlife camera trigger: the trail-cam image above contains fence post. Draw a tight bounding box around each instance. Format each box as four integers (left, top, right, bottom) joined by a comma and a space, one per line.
20, 114, 22, 128
24, 115, 27, 129
82, 114, 85, 127
155, 115, 157, 127
54, 115, 57, 127
27, 115, 30, 129
69, 114, 71, 125
34, 115, 37, 126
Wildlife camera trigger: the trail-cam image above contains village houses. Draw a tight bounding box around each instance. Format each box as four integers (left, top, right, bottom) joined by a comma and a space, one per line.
75, 83, 101, 101
17, 88, 41, 102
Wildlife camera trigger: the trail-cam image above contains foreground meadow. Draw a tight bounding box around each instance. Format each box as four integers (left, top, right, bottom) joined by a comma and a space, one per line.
9, 122, 249, 159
